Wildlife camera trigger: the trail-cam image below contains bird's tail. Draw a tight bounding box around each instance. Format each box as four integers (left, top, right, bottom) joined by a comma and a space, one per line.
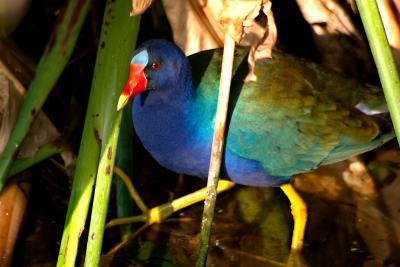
321, 130, 394, 165
355, 84, 388, 115
322, 85, 395, 165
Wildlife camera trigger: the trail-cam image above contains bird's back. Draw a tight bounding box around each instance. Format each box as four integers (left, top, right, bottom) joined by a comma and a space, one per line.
189, 47, 393, 178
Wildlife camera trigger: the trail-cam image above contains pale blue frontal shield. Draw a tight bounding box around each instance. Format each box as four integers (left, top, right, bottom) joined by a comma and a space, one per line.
131, 49, 149, 66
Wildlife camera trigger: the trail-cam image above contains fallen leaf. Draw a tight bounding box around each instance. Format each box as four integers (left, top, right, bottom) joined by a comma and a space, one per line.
294, 161, 352, 202
342, 159, 378, 198
59, 146, 76, 177
162, 0, 277, 81
294, 150, 400, 265
355, 199, 392, 264
377, 0, 400, 69
129, 0, 154, 16
0, 0, 31, 37
161, 0, 224, 55
0, 180, 30, 267
295, 0, 370, 75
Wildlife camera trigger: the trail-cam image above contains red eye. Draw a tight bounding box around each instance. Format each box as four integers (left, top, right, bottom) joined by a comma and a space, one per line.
150, 61, 161, 71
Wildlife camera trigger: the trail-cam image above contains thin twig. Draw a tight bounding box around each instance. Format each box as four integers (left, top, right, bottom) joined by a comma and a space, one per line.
197, 33, 236, 267
114, 166, 148, 214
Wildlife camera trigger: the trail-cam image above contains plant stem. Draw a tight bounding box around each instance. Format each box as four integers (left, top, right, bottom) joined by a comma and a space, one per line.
84, 112, 122, 267
355, 0, 400, 143
56, 0, 140, 266
0, 0, 90, 190
115, 107, 135, 240
197, 33, 235, 267
8, 143, 61, 177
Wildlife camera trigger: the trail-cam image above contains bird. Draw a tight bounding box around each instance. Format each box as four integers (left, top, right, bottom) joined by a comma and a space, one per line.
117, 39, 394, 253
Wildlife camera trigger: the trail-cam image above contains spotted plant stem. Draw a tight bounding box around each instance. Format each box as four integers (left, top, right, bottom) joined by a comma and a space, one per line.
56, 0, 140, 266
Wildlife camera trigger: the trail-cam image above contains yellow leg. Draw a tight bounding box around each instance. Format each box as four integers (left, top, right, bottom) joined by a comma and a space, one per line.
107, 166, 236, 228
280, 183, 307, 252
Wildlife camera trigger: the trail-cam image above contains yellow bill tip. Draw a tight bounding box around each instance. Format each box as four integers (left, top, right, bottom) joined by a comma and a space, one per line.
117, 94, 130, 111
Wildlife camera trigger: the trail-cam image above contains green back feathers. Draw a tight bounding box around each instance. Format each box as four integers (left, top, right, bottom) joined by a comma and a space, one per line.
188, 47, 392, 176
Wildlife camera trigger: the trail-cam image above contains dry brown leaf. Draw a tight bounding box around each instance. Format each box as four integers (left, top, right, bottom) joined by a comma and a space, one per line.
394, 0, 400, 19
355, 200, 392, 264
351, 161, 397, 264
294, 161, 351, 202
295, 0, 370, 74
0, 180, 30, 267
294, 153, 400, 264
162, 0, 277, 81
242, 5, 277, 81
129, 0, 154, 16
205, 0, 268, 43
342, 160, 378, 198
295, 0, 361, 41
0, 71, 17, 153
378, 0, 400, 70
0, 0, 31, 37
59, 146, 76, 177
371, 149, 400, 252
161, 0, 224, 56
381, 177, 400, 248
129, 0, 277, 80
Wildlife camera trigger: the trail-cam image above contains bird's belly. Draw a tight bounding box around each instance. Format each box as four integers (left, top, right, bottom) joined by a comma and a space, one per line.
221, 148, 290, 187
149, 141, 290, 187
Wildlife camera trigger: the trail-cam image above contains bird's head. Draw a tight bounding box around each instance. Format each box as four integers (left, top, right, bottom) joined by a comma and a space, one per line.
117, 40, 190, 111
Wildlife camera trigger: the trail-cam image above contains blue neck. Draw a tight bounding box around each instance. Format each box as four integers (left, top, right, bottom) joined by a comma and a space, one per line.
132, 74, 217, 177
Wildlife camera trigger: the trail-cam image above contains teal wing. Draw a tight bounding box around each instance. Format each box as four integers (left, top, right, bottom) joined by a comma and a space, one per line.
189, 48, 392, 177
226, 49, 390, 176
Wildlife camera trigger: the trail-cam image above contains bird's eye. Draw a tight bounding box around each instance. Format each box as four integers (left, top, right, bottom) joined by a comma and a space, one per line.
150, 61, 161, 71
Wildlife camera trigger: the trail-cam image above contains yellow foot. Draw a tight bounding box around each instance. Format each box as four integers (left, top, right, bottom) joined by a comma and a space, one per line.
107, 166, 235, 228
280, 183, 308, 252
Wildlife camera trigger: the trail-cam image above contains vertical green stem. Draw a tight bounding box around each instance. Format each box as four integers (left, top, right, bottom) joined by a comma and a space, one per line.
56, 100, 101, 267
115, 107, 135, 240
355, 0, 400, 143
0, 0, 90, 189
197, 34, 235, 267
84, 112, 122, 266
56, 0, 140, 266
